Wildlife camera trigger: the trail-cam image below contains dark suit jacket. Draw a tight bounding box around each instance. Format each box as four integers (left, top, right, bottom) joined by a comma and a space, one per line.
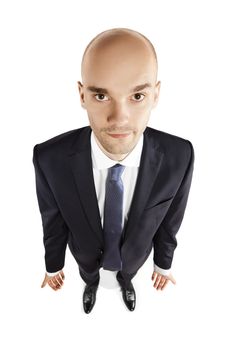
32, 126, 194, 274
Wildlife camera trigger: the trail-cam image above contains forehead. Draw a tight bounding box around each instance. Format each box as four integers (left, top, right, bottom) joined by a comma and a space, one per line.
81, 34, 157, 90
82, 51, 157, 93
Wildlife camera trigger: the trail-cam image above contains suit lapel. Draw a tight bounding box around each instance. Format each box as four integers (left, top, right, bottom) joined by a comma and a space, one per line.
68, 127, 104, 245
122, 128, 164, 242
67, 126, 164, 246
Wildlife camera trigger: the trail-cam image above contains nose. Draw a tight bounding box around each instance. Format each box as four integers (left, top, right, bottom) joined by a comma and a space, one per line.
108, 101, 130, 125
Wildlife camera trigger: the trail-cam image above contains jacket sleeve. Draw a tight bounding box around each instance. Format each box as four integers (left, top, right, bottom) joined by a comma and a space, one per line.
32, 144, 69, 273
153, 140, 195, 270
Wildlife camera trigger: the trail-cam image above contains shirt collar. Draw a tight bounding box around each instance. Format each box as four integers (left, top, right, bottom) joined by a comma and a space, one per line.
91, 130, 144, 170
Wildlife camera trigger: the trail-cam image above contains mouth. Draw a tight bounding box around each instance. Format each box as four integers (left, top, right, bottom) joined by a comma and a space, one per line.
107, 132, 131, 139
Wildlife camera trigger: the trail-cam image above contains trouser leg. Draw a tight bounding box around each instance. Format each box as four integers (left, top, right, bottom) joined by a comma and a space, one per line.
78, 265, 100, 287
116, 270, 138, 289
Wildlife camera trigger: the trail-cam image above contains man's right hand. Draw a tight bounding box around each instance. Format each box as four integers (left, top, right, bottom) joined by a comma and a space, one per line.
41, 270, 65, 291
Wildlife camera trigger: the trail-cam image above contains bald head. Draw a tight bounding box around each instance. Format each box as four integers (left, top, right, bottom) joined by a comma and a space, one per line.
81, 28, 158, 82
77, 28, 161, 160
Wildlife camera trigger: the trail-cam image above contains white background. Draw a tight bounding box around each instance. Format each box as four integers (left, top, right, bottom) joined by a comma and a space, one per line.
1, 0, 232, 349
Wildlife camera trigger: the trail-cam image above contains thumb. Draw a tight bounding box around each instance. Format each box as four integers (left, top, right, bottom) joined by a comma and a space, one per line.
41, 274, 48, 288
169, 274, 176, 285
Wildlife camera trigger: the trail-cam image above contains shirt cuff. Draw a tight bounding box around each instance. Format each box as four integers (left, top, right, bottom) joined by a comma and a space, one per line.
46, 270, 61, 276
153, 263, 171, 276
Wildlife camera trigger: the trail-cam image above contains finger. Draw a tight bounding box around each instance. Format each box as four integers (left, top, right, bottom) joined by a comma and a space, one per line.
54, 277, 63, 289
161, 279, 169, 291
151, 272, 157, 280
154, 275, 160, 287
48, 279, 58, 291
153, 275, 161, 289
48, 278, 56, 288
59, 271, 65, 280
157, 277, 167, 290
54, 275, 64, 289
54, 275, 63, 287
57, 274, 64, 284
51, 277, 62, 290
156, 277, 164, 290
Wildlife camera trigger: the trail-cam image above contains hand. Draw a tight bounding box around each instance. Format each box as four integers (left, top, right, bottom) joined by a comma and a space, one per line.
151, 271, 176, 291
41, 270, 65, 291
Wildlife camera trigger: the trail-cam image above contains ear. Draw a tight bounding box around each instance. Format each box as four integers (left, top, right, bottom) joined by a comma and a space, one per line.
77, 81, 86, 109
152, 80, 161, 109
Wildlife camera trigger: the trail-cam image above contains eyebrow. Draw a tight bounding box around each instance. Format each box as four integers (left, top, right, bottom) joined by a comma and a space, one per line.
86, 83, 152, 94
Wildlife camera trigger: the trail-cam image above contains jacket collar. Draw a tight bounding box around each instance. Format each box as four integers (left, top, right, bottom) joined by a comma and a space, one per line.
68, 126, 164, 245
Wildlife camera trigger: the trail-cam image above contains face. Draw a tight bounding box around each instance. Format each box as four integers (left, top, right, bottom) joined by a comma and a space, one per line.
78, 37, 160, 160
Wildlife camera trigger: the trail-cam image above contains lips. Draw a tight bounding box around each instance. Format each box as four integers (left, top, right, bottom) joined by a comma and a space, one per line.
107, 133, 131, 138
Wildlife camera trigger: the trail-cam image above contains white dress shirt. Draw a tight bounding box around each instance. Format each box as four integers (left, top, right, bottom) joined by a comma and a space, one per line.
47, 130, 170, 277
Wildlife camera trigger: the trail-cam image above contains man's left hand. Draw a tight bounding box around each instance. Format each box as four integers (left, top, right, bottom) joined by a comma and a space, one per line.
151, 271, 176, 291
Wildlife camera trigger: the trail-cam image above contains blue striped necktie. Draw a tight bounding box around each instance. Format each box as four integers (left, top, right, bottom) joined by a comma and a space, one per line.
102, 163, 125, 271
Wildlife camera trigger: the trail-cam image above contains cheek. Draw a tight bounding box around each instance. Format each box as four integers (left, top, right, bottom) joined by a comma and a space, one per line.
86, 109, 107, 133
130, 103, 152, 121
85, 101, 105, 123
85, 99, 108, 117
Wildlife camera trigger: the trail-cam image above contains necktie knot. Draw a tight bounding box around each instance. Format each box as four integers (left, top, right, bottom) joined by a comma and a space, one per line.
108, 164, 125, 181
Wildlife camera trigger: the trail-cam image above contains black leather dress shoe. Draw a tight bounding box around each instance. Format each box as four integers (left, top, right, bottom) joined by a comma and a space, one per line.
83, 284, 98, 314
121, 284, 136, 311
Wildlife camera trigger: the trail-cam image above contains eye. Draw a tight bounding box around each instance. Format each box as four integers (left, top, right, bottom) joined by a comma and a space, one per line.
94, 94, 109, 101
132, 93, 145, 101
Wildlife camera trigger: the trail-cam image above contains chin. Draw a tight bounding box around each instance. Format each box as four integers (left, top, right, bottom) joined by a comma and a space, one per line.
105, 143, 134, 155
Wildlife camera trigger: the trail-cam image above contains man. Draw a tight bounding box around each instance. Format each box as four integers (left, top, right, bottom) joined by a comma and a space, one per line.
32, 28, 194, 314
